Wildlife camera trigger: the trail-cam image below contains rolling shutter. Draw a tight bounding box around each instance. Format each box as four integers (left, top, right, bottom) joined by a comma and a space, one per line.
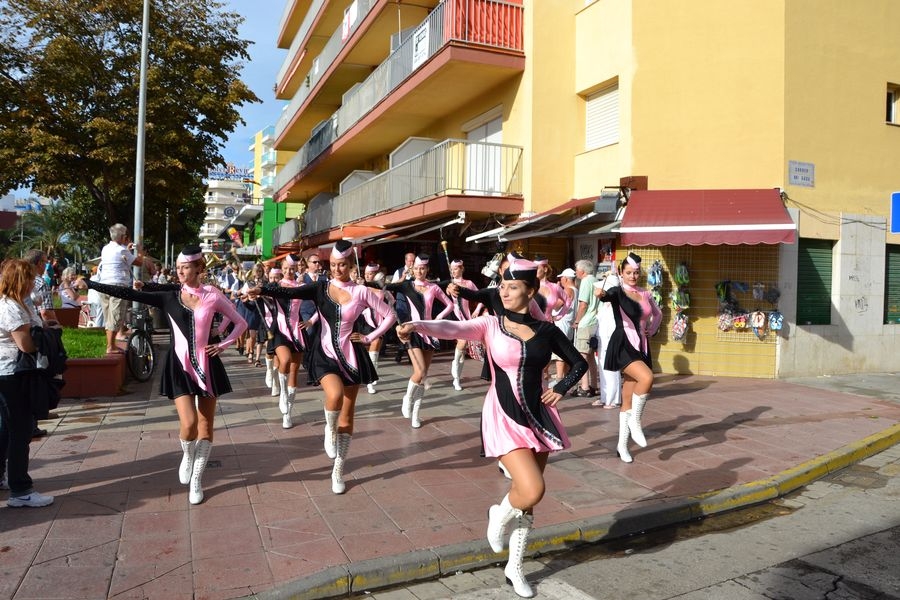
585, 85, 619, 150
796, 238, 833, 325
885, 245, 900, 324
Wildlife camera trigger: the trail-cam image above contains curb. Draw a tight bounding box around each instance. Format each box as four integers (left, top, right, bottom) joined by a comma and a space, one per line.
246, 423, 900, 600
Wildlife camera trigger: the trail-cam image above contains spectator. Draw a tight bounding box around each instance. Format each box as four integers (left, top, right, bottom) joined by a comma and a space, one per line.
58, 267, 84, 309
87, 267, 105, 328
97, 223, 143, 355
0, 259, 55, 507
571, 259, 600, 398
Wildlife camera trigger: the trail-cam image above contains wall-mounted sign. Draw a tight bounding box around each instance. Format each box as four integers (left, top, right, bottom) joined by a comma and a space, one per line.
891, 191, 900, 234
788, 160, 815, 187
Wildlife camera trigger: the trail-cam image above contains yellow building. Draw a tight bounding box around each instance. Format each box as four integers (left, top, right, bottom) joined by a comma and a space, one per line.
272, 0, 900, 378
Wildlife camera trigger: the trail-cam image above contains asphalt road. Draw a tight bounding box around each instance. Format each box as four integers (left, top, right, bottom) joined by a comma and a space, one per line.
359, 442, 900, 600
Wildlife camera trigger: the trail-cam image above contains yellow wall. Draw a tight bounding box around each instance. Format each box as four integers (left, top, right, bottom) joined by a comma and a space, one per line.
573, 0, 633, 198
629, 2, 786, 190
784, 0, 900, 243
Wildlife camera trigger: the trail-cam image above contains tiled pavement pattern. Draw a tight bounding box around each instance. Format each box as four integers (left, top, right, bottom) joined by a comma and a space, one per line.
2, 343, 899, 600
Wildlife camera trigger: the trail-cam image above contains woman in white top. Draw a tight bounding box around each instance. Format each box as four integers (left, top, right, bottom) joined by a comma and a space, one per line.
0, 259, 54, 507
552, 268, 579, 386
57, 267, 85, 309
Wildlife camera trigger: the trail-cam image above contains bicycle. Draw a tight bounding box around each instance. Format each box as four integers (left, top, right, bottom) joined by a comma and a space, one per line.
126, 304, 156, 382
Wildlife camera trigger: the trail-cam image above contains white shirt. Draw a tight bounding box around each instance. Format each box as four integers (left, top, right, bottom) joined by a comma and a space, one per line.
0, 297, 40, 376
98, 240, 136, 285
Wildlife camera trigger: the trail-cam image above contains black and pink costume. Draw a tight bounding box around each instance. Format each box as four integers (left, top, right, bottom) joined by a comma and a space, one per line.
411, 311, 586, 456
383, 279, 454, 350
599, 284, 662, 370
86, 280, 247, 398
260, 280, 396, 385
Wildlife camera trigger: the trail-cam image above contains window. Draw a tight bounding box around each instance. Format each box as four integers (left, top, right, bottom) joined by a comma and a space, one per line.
585, 83, 619, 150
887, 83, 899, 124
885, 245, 900, 323
796, 238, 834, 325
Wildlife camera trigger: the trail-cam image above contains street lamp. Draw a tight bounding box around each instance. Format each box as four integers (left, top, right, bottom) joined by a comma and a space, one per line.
132, 0, 150, 285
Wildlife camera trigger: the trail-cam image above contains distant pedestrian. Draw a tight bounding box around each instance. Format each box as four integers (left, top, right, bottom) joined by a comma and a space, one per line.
97, 224, 143, 355
571, 259, 600, 397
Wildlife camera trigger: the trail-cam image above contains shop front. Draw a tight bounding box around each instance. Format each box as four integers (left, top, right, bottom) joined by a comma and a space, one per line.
614, 189, 796, 378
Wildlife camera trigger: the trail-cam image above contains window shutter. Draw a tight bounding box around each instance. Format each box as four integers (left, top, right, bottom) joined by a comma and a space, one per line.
796, 238, 833, 325
885, 245, 900, 323
585, 85, 619, 150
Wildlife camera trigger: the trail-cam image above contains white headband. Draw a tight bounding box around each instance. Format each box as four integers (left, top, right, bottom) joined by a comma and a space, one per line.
450, 260, 464, 267
331, 245, 353, 260
177, 252, 203, 264
414, 256, 429, 267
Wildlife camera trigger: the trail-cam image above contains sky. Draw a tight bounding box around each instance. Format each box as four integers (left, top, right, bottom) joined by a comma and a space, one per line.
220, 0, 288, 168
4, 1, 285, 204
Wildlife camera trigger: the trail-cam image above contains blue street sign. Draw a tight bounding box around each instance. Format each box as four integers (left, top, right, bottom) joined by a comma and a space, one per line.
892, 192, 900, 234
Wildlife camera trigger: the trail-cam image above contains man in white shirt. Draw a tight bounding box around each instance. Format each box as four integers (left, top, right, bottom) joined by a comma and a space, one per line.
98, 223, 142, 355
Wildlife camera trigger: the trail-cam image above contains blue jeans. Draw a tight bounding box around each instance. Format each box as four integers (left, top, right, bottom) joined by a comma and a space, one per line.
0, 376, 34, 497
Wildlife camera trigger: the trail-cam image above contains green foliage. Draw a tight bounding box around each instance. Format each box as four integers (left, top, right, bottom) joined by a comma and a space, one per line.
61, 327, 107, 359
0, 0, 259, 257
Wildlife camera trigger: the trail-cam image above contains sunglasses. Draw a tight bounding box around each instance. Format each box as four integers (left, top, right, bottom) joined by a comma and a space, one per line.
308, 260, 319, 264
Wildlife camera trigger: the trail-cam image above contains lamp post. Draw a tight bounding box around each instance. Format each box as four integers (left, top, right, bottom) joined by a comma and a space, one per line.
132, 0, 150, 286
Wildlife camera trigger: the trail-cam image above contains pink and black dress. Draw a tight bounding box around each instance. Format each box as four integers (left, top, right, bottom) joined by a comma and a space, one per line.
599, 285, 662, 371
86, 280, 247, 399
265, 279, 305, 354
539, 279, 571, 322
383, 279, 454, 350
410, 311, 587, 457
260, 280, 396, 385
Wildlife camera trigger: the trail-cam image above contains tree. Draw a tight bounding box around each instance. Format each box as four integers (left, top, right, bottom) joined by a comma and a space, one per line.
0, 0, 259, 256
6, 200, 72, 259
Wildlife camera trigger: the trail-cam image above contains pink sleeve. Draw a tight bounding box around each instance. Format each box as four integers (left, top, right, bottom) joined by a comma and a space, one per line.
529, 298, 548, 321
360, 288, 397, 344
433, 286, 455, 320
412, 315, 490, 342
214, 292, 248, 350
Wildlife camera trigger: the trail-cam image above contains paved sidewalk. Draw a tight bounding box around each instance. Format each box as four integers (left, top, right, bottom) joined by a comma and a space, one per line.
2, 348, 900, 600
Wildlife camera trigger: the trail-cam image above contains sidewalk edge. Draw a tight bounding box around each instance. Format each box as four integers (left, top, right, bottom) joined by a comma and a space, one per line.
245, 423, 900, 600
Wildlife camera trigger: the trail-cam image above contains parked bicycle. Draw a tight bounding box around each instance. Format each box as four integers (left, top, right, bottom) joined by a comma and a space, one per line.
126, 304, 156, 382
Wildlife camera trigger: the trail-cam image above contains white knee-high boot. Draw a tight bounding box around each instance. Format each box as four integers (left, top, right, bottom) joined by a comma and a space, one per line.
628, 393, 649, 447
331, 432, 351, 494
264, 357, 273, 388
189, 439, 212, 505
617, 410, 633, 463
410, 382, 425, 428
270, 362, 281, 397
504, 512, 535, 598
486, 493, 523, 552
451, 349, 465, 391
178, 439, 197, 485
401, 380, 417, 418
324, 410, 340, 459
277, 373, 289, 414
367, 351, 379, 394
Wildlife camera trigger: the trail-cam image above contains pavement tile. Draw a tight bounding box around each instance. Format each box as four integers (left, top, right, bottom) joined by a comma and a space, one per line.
16, 564, 114, 599
3, 348, 899, 600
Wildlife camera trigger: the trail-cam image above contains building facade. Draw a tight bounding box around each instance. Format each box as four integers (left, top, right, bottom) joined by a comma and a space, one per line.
271, 0, 900, 378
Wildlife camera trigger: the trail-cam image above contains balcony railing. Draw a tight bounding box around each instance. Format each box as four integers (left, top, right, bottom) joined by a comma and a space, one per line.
273, 218, 302, 247
276, 0, 378, 136
276, 0, 328, 90
302, 139, 522, 236
276, 0, 524, 195
260, 150, 277, 166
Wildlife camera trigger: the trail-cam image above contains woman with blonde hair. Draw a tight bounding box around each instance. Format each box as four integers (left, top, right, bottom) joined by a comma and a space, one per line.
87, 246, 247, 504
0, 259, 54, 507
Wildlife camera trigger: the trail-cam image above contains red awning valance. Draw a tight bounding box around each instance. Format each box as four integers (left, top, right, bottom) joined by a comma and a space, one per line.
619, 189, 796, 246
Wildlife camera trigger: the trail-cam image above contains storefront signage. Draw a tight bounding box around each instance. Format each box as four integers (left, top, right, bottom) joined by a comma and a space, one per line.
788, 160, 815, 187
208, 164, 251, 182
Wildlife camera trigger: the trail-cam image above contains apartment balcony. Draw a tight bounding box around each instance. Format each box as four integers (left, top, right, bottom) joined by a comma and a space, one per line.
277, 0, 430, 135
277, 0, 314, 49
275, 0, 525, 201
300, 138, 523, 241
260, 150, 277, 167
261, 125, 275, 144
